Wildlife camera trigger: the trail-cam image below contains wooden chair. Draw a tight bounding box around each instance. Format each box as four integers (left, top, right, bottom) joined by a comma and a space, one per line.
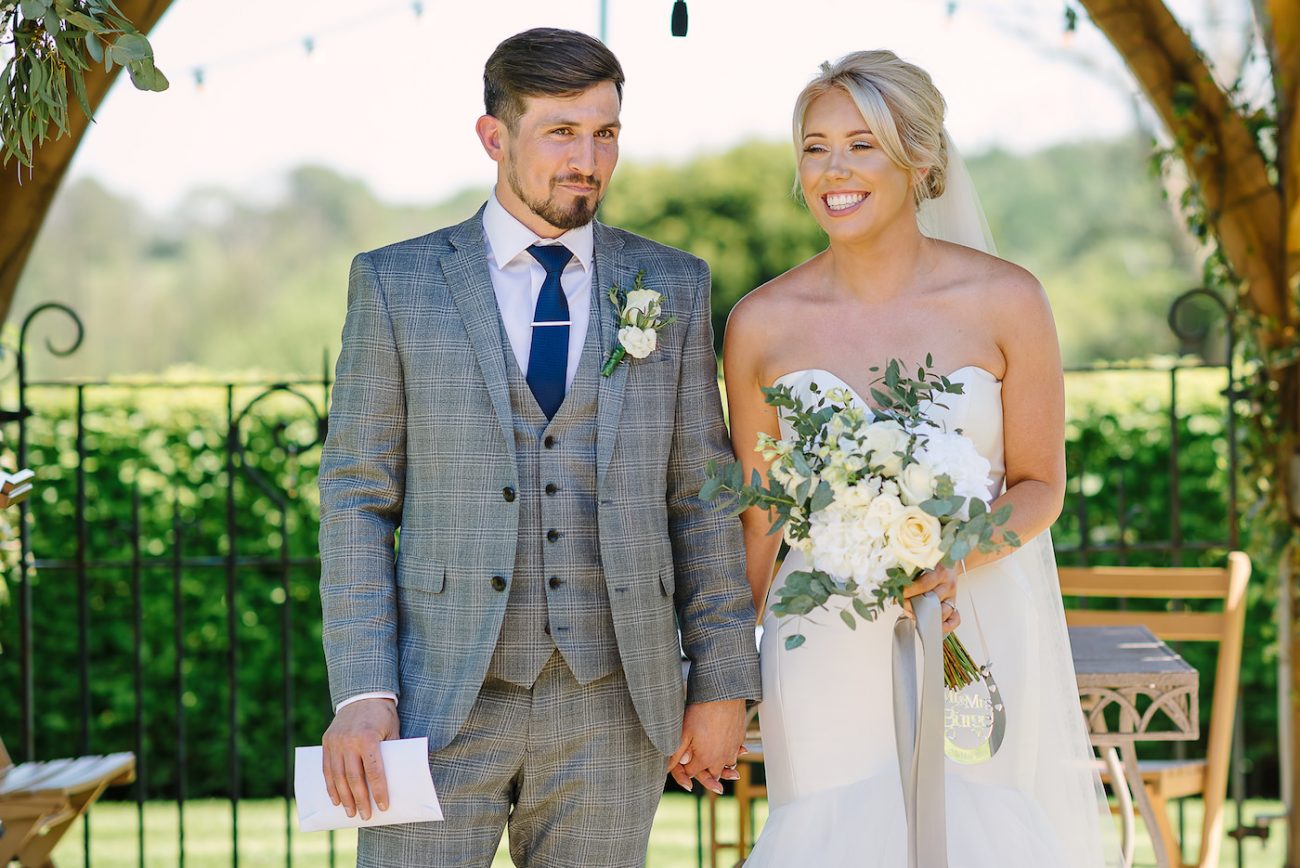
705, 707, 765, 868
0, 736, 135, 866
1060, 552, 1250, 868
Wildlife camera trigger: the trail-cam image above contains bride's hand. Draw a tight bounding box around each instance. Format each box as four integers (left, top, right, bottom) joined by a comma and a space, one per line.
902, 566, 961, 634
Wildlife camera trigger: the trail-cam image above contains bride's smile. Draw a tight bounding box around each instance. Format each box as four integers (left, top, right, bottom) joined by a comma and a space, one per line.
822, 190, 869, 214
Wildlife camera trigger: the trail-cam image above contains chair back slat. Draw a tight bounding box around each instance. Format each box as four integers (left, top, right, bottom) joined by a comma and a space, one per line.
1064, 608, 1224, 642
1059, 567, 1231, 599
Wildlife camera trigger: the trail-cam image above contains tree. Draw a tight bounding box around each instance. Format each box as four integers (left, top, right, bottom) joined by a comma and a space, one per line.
1074, 0, 1298, 860
0, 0, 173, 325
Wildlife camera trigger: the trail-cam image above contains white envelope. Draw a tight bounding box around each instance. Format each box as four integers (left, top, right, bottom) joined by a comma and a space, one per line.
294, 736, 444, 832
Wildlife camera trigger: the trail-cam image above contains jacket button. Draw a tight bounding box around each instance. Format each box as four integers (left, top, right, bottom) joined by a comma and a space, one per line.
502, 486, 516, 502
490, 575, 507, 592
543, 435, 556, 449
548, 576, 563, 589
545, 483, 558, 496
546, 529, 560, 543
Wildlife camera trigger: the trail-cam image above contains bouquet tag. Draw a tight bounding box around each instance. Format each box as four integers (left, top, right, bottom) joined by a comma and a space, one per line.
943, 665, 1006, 764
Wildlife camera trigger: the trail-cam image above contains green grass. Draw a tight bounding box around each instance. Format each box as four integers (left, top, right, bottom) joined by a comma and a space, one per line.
48, 794, 1285, 866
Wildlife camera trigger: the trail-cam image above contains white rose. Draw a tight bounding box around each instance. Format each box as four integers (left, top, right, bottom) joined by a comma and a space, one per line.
618, 325, 658, 359
862, 420, 909, 477
887, 506, 944, 573
898, 462, 936, 506
865, 491, 905, 528
624, 288, 662, 316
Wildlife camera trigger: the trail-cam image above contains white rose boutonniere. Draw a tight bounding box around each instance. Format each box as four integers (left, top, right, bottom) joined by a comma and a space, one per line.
601, 271, 677, 377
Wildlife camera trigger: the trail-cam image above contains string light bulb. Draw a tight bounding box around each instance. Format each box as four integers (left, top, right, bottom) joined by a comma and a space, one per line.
1062, 5, 1078, 46
671, 0, 688, 37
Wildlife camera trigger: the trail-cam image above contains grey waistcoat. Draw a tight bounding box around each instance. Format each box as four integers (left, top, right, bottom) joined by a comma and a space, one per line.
486, 287, 620, 687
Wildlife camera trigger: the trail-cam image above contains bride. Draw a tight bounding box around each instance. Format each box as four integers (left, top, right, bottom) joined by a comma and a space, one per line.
723, 50, 1109, 866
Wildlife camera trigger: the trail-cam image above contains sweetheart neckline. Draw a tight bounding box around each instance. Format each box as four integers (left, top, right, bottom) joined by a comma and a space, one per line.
770, 365, 1002, 408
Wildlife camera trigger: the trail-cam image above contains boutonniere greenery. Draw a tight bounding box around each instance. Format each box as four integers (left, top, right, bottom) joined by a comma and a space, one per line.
600, 270, 676, 377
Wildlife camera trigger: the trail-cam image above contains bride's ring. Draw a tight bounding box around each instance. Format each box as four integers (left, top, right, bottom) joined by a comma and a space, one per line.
723, 763, 738, 770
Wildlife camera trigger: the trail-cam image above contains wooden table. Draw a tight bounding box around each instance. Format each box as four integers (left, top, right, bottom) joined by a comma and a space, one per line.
1070, 625, 1200, 868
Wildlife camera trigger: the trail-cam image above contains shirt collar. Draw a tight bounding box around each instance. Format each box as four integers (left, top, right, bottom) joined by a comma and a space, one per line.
483, 190, 594, 272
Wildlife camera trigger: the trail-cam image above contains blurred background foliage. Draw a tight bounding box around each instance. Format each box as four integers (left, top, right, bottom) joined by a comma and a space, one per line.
14, 133, 1199, 378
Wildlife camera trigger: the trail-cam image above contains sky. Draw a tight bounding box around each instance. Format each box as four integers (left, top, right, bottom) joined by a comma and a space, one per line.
60, 0, 1254, 212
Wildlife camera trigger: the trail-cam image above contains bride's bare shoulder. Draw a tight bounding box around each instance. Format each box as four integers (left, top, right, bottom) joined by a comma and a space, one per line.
727, 254, 826, 339
934, 241, 1050, 315
724, 255, 826, 381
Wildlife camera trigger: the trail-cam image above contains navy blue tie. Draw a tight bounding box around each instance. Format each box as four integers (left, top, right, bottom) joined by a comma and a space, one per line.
525, 244, 574, 420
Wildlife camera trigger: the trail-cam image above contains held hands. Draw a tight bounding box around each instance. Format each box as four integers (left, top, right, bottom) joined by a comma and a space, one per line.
321, 697, 399, 820
667, 699, 748, 795
902, 565, 962, 635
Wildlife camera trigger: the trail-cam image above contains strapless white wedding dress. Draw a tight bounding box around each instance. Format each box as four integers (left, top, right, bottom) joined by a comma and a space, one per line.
745, 366, 1108, 868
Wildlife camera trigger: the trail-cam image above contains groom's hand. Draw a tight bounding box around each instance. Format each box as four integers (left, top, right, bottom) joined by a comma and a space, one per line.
322, 698, 399, 820
667, 699, 747, 795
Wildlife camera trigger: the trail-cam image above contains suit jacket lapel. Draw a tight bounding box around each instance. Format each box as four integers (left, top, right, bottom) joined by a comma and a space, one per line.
442, 208, 516, 458
594, 222, 633, 488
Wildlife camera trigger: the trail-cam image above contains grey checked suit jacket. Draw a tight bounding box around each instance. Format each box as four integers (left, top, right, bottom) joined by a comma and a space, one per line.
319, 209, 762, 755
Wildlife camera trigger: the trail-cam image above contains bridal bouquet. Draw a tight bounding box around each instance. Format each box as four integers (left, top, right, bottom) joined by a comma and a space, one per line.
703, 357, 1019, 689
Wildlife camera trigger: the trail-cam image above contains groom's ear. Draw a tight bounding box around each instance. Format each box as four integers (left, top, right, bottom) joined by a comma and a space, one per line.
476, 115, 508, 164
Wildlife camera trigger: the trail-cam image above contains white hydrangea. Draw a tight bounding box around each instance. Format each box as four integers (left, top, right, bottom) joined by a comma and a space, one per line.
914, 430, 993, 515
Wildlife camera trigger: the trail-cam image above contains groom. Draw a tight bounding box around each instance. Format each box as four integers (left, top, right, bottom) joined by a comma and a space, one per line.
318, 27, 761, 867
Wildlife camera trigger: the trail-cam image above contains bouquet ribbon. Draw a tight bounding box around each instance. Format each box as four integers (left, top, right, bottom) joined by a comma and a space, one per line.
892, 591, 948, 868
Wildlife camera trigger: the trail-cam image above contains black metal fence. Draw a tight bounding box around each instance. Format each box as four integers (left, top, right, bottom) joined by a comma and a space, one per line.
0, 288, 1262, 867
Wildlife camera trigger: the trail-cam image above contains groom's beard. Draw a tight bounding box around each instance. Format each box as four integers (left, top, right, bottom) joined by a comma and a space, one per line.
507, 166, 602, 230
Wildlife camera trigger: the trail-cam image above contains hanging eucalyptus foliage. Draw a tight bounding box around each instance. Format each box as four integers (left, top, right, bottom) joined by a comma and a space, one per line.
1, 0, 167, 168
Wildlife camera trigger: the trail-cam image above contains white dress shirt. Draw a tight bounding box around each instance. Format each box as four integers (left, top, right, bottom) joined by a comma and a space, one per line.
335, 193, 596, 714
482, 190, 595, 389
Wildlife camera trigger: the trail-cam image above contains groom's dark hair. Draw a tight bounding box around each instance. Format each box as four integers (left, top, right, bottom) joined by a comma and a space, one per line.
484, 28, 625, 131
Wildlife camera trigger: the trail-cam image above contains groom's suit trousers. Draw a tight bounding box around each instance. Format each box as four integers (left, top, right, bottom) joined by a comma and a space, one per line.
357, 653, 664, 868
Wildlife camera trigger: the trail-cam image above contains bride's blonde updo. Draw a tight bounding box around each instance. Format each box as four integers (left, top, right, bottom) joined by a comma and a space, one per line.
793, 50, 948, 206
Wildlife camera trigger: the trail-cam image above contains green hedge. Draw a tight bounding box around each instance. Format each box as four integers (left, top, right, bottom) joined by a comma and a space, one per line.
0, 382, 331, 799
0, 366, 1277, 797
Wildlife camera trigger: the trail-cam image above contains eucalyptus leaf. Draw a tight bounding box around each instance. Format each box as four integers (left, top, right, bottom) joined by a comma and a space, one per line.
20, 0, 50, 20
809, 479, 834, 512
65, 10, 101, 31
784, 634, 806, 651
839, 609, 857, 630
110, 31, 151, 62
950, 538, 972, 562
921, 497, 949, 516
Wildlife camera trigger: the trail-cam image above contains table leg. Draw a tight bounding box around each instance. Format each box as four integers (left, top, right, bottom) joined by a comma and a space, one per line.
1120, 743, 1173, 868
1104, 746, 1135, 868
